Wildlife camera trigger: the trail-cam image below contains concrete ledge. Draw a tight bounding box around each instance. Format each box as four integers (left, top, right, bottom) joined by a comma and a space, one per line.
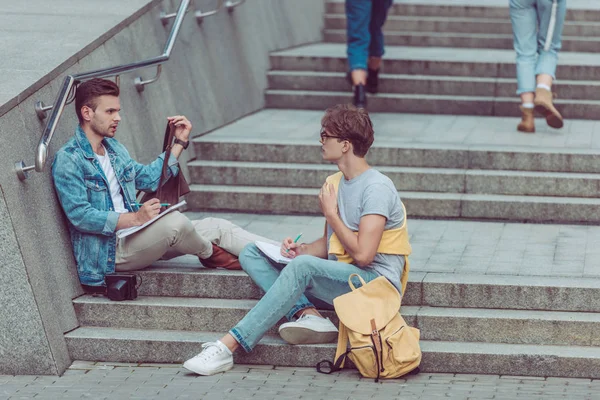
189, 160, 600, 198
73, 295, 600, 346
270, 43, 600, 80
267, 71, 600, 101
423, 273, 600, 312
65, 327, 600, 377
265, 90, 600, 120
326, 0, 600, 22
324, 29, 600, 53
324, 14, 600, 37
136, 267, 424, 306
187, 185, 600, 223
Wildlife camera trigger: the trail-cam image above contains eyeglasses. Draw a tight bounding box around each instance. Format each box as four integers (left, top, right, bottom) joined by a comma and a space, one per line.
319, 130, 344, 143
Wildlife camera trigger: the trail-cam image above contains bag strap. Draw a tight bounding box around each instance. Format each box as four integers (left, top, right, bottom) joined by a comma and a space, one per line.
347, 273, 366, 291
316, 321, 350, 375
156, 123, 175, 202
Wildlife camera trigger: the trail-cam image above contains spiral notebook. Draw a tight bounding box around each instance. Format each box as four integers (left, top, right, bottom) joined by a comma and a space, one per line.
255, 241, 293, 264
116, 200, 186, 239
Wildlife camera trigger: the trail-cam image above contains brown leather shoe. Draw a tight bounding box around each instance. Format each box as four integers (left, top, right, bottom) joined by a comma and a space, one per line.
533, 88, 563, 129
517, 106, 535, 133
200, 243, 242, 270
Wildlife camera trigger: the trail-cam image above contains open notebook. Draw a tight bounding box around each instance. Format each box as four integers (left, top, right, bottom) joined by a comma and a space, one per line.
116, 200, 186, 239
255, 241, 293, 264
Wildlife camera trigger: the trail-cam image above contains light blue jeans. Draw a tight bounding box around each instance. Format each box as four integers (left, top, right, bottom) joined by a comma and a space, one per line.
231, 244, 379, 352
346, 0, 394, 71
509, 0, 567, 95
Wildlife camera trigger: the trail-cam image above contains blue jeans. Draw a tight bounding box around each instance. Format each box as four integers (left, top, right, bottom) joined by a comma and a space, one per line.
509, 0, 567, 95
346, 0, 393, 71
231, 244, 379, 352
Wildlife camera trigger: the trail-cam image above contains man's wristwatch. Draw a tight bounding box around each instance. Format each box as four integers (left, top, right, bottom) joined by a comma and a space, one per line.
173, 138, 189, 149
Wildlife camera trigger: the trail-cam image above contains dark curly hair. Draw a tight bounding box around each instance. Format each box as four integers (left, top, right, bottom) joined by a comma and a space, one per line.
320, 104, 374, 157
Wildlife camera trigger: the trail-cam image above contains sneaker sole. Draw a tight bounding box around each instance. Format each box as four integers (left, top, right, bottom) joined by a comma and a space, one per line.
534, 104, 564, 129
182, 360, 233, 376
279, 327, 338, 345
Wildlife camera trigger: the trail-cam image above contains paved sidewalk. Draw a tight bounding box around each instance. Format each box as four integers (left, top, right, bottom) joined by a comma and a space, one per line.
183, 211, 600, 279
2, 361, 599, 400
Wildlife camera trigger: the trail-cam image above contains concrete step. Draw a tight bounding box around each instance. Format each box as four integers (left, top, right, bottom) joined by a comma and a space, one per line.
324, 14, 600, 37
265, 89, 600, 120
134, 267, 425, 303
325, 0, 600, 22
270, 43, 600, 80
135, 268, 600, 313
324, 29, 600, 53
186, 184, 600, 223
65, 326, 600, 377
192, 139, 600, 174
267, 71, 600, 101
73, 295, 600, 346
188, 160, 600, 198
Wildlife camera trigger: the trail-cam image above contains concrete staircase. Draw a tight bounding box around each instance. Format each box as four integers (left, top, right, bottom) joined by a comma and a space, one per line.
267, 1, 600, 119
324, 0, 600, 52
186, 131, 600, 224
64, 0, 600, 378
66, 267, 600, 377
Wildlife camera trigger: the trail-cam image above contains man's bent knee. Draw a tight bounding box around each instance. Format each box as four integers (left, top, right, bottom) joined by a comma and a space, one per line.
239, 243, 262, 269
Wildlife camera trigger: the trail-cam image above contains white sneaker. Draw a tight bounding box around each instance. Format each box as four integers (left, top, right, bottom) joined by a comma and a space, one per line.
183, 340, 234, 375
278, 314, 338, 345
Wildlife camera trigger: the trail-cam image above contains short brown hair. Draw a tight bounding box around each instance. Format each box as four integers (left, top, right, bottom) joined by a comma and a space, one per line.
75, 78, 120, 124
320, 104, 374, 157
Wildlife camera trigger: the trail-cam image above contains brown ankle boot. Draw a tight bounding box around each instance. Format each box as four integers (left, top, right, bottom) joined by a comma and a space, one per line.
533, 88, 563, 129
200, 243, 242, 270
517, 106, 535, 133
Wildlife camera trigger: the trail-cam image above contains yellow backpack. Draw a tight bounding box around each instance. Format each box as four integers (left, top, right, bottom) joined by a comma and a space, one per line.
317, 274, 422, 381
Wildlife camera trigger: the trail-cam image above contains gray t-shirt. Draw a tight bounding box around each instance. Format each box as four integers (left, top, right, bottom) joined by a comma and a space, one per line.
327, 168, 406, 293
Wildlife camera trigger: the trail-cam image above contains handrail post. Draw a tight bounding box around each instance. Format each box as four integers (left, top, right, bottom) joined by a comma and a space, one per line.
225, 0, 246, 12
195, 0, 225, 24
35, 101, 53, 120
134, 65, 162, 92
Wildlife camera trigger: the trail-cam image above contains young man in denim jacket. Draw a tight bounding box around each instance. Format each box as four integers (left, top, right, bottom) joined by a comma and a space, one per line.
52, 78, 273, 292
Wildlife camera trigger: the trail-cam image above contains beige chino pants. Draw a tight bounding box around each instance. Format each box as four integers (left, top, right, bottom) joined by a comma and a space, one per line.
115, 212, 276, 271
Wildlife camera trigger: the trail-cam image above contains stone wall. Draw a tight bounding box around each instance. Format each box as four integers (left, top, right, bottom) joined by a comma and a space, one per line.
0, 0, 324, 375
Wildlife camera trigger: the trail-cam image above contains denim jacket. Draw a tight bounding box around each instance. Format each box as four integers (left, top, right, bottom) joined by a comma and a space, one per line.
52, 126, 179, 286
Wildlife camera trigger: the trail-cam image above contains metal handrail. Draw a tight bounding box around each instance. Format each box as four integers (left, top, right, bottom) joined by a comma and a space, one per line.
15, 0, 190, 181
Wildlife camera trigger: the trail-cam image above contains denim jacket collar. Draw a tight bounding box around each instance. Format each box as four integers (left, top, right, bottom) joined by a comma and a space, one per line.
74, 125, 117, 161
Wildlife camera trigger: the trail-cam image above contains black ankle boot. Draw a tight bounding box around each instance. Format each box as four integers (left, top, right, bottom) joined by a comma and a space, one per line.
353, 84, 367, 109
366, 68, 379, 94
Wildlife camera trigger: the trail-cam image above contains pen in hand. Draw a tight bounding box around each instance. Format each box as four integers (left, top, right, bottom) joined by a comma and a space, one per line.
130, 202, 171, 207
286, 233, 303, 253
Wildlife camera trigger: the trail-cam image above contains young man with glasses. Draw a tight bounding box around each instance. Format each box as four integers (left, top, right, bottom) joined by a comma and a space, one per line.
183, 104, 412, 376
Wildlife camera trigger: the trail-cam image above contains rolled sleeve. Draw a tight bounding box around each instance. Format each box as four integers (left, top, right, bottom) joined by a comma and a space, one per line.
103, 211, 120, 235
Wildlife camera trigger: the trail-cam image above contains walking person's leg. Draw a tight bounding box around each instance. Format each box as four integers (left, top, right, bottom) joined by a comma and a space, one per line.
366, 0, 393, 94
509, 0, 538, 133
183, 255, 379, 375
346, 0, 372, 108
533, 0, 566, 129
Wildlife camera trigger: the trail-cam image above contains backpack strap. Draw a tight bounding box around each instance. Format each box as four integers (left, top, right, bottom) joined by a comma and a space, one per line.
316, 321, 349, 374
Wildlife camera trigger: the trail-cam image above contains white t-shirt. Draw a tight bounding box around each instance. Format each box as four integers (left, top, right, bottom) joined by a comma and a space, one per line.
95, 146, 128, 213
